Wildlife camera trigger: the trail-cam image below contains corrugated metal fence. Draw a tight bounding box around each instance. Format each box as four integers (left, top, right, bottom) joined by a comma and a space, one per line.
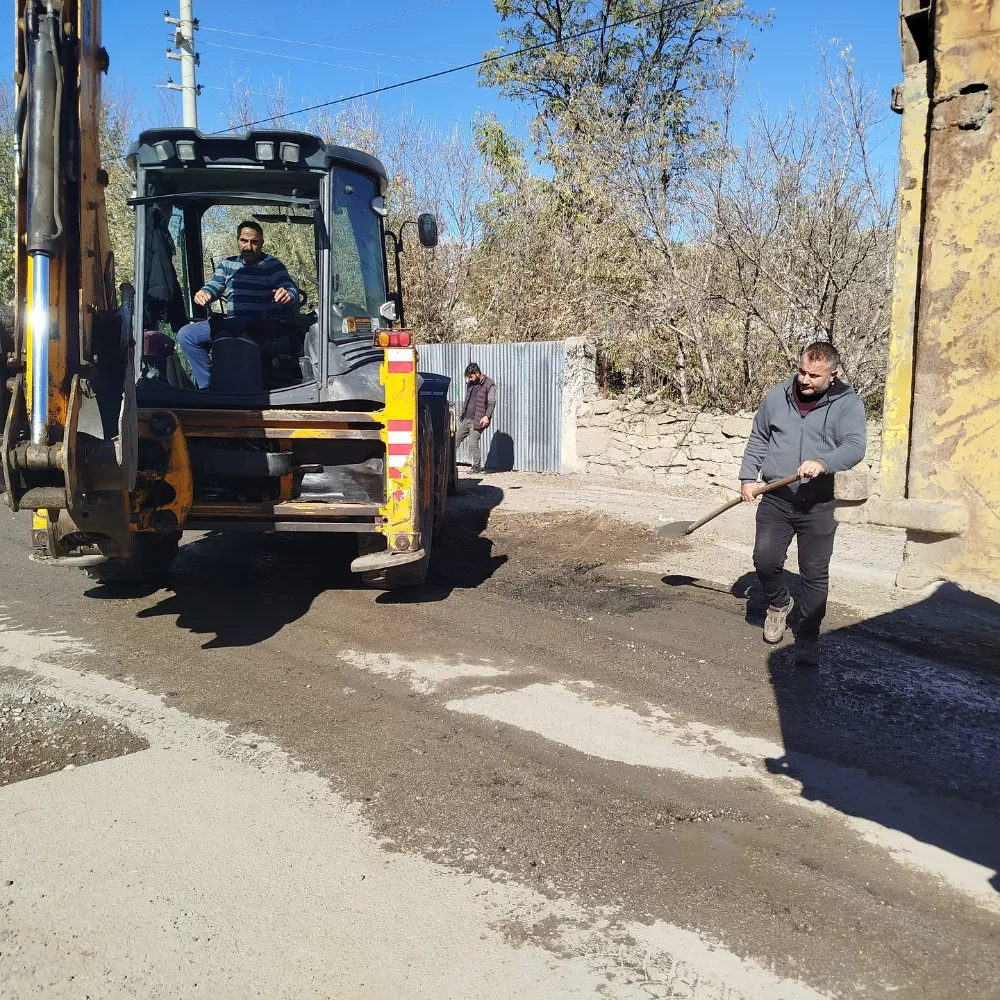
417, 341, 565, 473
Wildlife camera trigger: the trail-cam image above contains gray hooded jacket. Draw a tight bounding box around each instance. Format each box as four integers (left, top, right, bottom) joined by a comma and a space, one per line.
739, 375, 867, 502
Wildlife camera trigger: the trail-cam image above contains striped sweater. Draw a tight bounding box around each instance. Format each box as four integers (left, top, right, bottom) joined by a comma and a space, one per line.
200, 253, 298, 316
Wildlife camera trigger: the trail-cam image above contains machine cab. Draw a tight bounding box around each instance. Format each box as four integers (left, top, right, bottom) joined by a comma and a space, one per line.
128, 128, 394, 410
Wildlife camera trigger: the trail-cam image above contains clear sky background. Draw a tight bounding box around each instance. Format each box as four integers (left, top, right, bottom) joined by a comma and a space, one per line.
2, 1, 902, 151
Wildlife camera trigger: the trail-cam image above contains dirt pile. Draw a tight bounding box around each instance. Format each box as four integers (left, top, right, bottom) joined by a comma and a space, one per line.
432, 509, 679, 614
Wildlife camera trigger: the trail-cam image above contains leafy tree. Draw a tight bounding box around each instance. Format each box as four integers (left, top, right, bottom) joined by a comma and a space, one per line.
480, 0, 764, 172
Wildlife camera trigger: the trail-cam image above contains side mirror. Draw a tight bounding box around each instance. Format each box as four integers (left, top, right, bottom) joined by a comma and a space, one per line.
379, 298, 398, 323
417, 212, 438, 248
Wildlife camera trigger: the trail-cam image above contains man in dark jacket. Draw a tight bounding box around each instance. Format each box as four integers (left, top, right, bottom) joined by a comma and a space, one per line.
455, 363, 496, 474
739, 342, 867, 666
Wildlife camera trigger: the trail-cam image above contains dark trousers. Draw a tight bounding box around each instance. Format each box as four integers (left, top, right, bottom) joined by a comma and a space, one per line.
753, 494, 837, 642
177, 317, 253, 389
177, 316, 276, 389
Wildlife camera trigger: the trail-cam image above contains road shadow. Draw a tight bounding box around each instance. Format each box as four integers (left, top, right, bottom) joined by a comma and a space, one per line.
664, 570, 1000, 895
377, 481, 508, 605
85, 483, 508, 638
765, 577, 1000, 896
98, 531, 358, 649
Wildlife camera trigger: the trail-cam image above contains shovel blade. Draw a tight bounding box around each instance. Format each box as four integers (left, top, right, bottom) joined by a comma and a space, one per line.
657, 520, 694, 539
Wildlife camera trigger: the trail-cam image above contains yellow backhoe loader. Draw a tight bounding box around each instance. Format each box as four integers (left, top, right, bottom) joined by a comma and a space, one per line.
1, 0, 456, 589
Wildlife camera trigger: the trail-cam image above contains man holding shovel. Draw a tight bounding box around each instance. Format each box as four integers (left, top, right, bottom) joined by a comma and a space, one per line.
738, 342, 867, 666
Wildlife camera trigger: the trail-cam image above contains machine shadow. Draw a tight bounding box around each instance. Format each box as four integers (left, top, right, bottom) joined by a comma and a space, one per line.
755, 572, 1000, 895
88, 531, 358, 649
86, 484, 509, 636
376, 482, 508, 605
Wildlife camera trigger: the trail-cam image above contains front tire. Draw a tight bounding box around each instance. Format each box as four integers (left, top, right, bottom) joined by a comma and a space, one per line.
86, 532, 180, 585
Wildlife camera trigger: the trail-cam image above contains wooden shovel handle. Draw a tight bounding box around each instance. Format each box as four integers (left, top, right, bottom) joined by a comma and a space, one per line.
752, 473, 802, 498
682, 474, 802, 536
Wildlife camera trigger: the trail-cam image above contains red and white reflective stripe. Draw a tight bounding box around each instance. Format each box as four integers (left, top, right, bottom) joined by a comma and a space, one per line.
387, 348, 414, 374
387, 418, 412, 480
387, 419, 414, 447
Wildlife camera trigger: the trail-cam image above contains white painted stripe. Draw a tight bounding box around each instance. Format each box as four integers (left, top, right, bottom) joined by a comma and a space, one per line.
446, 681, 1000, 914
387, 431, 415, 445
449, 682, 766, 780
387, 348, 413, 362
340, 650, 505, 694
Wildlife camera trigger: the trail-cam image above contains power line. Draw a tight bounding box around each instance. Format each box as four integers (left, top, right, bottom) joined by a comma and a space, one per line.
199, 43, 478, 96
196, 0, 266, 11
195, 0, 359, 79
196, 0, 460, 80
199, 25, 455, 67
239, 0, 321, 30
211, 2, 702, 134
198, 39, 478, 92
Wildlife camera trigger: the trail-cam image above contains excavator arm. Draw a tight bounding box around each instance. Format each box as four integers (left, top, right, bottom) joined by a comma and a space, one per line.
2, 0, 137, 561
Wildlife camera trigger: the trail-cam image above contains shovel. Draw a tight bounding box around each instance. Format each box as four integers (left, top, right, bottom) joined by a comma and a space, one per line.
657, 474, 802, 539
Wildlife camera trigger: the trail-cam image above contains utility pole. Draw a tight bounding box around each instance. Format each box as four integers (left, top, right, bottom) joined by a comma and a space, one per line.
165, 1, 200, 129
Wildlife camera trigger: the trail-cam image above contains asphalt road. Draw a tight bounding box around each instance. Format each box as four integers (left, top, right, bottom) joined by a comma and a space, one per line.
1, 491, 998, 999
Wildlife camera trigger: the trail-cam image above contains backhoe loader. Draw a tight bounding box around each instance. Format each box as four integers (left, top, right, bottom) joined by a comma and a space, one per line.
2, 0, 456, 589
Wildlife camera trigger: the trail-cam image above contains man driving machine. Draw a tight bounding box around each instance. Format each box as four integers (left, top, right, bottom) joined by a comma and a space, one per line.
177, 220, 298, 389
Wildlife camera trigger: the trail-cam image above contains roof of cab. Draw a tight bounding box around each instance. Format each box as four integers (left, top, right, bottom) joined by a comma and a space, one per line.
127, 128, 389, 191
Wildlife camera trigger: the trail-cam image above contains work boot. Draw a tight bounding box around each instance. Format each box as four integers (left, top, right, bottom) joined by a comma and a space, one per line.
763, 597, 793, 644
794, 639, 819, 668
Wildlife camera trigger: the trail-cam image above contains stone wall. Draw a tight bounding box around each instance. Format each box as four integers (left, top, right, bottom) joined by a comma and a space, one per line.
560, 338, 598, 472
575, 394, 882, 497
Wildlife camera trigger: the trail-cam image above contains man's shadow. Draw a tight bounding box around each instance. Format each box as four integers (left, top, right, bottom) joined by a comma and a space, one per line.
667, 571, 1000, 895
486, 431, 515, 472
756, 572, 1000, 894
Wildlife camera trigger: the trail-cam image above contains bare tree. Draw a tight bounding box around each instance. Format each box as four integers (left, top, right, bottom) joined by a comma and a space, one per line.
686, 47, 896, 407
83, 48, 895, 414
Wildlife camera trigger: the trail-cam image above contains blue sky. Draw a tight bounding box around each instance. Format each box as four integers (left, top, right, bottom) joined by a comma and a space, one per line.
2, 1, 901, 147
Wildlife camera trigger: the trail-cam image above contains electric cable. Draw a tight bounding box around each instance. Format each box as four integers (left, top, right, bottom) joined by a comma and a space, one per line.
210, 1, 709, 133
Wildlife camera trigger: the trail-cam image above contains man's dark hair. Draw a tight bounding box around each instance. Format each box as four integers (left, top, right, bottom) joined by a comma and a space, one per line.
801, 341, 840, 371
237, 219, 264, 241
464, 362, 481, 377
